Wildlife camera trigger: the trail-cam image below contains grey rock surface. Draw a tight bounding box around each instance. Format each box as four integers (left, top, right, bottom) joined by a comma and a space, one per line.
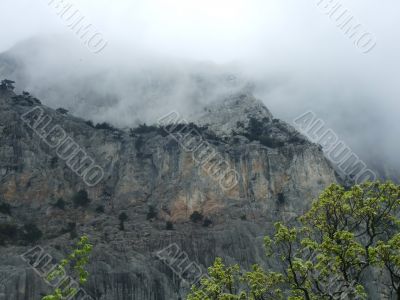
0, 88, 338, 299
194, 92, 273, 136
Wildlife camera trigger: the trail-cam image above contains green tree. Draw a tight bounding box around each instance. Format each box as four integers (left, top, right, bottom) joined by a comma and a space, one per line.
373, 234, 400, 297
187, 257, 246, 300
187, 258, 284, 300
187, 182, 400, 300
42, 235, 93, 300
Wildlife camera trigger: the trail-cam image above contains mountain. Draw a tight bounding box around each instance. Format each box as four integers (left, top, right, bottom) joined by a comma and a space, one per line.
0, 36, 252, 128
0, 85, 337, 299
0, 37, 398, 183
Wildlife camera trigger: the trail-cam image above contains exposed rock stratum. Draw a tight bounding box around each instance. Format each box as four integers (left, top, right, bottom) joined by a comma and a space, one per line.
0, 87, 337, 299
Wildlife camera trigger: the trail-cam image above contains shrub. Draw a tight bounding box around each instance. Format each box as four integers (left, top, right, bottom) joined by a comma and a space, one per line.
243, 117, 284, 148
236, 121, 245, 128
0, 79, 15, 91
61, 222, 76, 234
161, 123, 223, 142
96, 205, 105, 213
53, 198, 65, 210
277, 193, 285, 204
60, 222, 77, 239
95, 122, 115, 130
166, 221, 174, 230
130, 124, 159, 135
259, 135, 284, 148
50, 157, 58, 168
246, 117, 264, 139
21, 223, 42, 243
56, 108, 68, 115
190, 211, 204, 223
147, 205, 157, 220
0, 202, 11, 215
240, 214, 247, 221
288, 135, 306, 145
85, 120, 95, 128
202, 218, 212, 227
32, 98, 41, 105
72, 190, 90, 208
0, 223, 18, 243
119, 212, 128, 231
119, 212, 128, 222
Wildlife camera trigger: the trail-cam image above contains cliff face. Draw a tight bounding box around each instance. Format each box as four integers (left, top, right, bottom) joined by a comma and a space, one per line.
0, 88, 337, 299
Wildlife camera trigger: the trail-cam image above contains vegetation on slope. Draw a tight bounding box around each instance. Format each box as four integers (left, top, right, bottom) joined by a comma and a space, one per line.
187, 181, 400, 300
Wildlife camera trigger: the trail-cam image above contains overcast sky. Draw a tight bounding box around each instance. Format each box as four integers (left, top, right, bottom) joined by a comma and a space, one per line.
1, 0, 399, 170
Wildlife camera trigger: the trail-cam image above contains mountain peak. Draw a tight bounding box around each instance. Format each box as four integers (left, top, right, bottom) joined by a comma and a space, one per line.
195, 92, 273, 136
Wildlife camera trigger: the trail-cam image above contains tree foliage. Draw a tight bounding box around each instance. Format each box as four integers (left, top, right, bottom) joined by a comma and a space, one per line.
190, 211, 204, 223
53, 198, 65, 210
21, 223, 43, 243
243, 117, 284, 148
42, 235, 93, 300
187, 182, 400, 299
56, 108, 69, 115
95, 122, 115, 130
147, 205, 157, 220
187, 258, 283, 300
0, 202, 11, 215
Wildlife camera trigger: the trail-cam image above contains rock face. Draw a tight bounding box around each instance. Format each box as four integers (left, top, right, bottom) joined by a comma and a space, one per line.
0, 88, 337, 299
194, 92, 273, 136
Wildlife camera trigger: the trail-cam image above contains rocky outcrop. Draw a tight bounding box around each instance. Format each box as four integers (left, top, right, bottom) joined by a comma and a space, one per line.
0, 88, 337, 299
194, 92, 273, 136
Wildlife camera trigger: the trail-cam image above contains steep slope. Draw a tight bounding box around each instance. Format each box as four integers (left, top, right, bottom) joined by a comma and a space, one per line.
0, 87, 337, 299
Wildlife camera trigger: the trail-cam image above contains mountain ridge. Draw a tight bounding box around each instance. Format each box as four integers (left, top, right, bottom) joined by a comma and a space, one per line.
0, 84, 337, 299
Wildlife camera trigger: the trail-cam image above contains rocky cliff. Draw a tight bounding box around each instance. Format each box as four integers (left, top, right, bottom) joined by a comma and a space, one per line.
0, 86, 337, 299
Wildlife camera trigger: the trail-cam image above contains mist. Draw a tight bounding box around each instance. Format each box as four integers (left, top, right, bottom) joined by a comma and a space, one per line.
0, 0, 399, 174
